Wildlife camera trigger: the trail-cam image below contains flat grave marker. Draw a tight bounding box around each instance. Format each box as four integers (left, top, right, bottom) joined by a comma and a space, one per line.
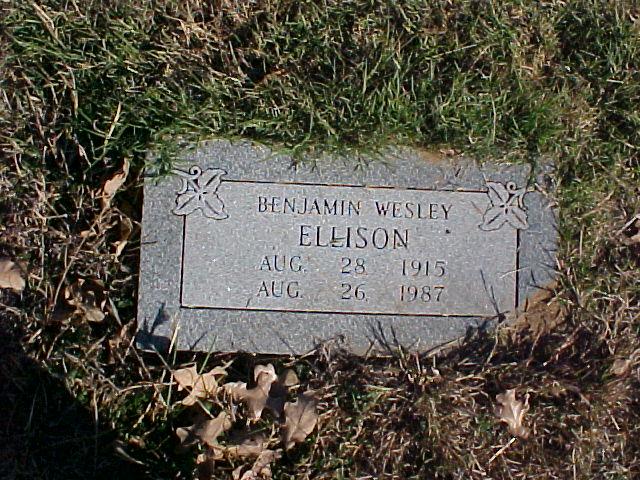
137, 140, 556, 354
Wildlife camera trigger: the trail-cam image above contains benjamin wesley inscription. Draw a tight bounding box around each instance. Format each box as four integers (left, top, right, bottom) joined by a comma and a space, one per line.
138, 140, 556, 353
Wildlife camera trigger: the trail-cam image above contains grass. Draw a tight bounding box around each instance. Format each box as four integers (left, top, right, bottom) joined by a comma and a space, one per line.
1, 0, 639, 478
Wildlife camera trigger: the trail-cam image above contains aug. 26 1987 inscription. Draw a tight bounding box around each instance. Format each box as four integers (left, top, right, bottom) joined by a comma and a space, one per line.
138, 141, 556, 354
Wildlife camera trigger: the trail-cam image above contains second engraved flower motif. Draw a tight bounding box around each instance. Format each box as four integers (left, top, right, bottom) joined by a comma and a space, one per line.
480, 181, 529, 231
172, 166, 228, 219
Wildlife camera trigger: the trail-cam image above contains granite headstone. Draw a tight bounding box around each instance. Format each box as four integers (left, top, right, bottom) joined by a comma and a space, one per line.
137, 140, 556, 354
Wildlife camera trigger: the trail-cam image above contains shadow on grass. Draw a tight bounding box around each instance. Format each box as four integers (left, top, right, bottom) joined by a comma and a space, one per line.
0, 318, 145, 480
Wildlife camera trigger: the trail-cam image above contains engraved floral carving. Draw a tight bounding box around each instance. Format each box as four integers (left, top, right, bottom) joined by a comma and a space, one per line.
480, 181, 529, 231
172, 166, 228, 219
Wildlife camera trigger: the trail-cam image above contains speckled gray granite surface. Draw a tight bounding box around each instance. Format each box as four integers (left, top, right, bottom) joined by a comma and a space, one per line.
137, 140, 557, 354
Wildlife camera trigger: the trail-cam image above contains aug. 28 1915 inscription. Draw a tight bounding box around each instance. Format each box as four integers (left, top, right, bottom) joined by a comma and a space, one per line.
138, 141, 556, 354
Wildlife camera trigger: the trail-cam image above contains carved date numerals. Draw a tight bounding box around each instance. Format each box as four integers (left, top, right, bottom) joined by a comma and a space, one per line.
341, 283, 366, 301
399, 285, 445, 302
341, 257, 366, 275
340, 258, 367, 300
401, 259, 446, 277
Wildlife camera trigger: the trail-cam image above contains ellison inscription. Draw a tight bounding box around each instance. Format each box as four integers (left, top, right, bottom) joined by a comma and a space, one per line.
178, 173, 523, 316
137, 141, 556, 354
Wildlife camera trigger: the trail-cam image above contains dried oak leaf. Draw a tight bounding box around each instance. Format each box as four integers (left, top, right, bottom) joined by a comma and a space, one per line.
100, 158, 130, 210
439, 148, 459, 156
113, 216, 133, 258
65, 278, 107, 322
214, 431, 268, 459
224, 364, 298, 420
235, 449, 282, 480
611, 350, 639, 377
173, 365, 227, 406
509, 284, 566, 338
0, 258, 25, 292
266, 368, 299, 417
196, 449, 219, 480
49, 302, 77, 324
494, 389, 530, 439
282, 391, 318, 450
176, 411, 231, 448
626, 231, 640, 245
107, 321, 136, 364
232, 466, 244, 480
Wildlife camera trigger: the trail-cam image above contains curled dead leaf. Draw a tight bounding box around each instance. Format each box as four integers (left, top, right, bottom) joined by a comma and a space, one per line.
224, 364, 299, 420
224, 364, 277, 420
282, 391, 318, 450
113, 216, 133, 258
64, 278, 107, 322
611, 358, 632, 377
107, 321, 136, 364
266, 368, 299, 417
49, 302, 77, 324
232, 465, 244, 480
279, 368, 300, 388
213, 431, 268, 460
255, 364, 278, 385
495, 389, 530, 439
100, 157, 130, 210
238, 449, 281, 480
625, 231, 640, 245
176, 411, 232, 448
610, 350, 639, 377
196, 449, 218, 480
0, 258, 25, 292
509, 285, 566, 338
173, 364, 227, 406
438, 148, 458, 156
